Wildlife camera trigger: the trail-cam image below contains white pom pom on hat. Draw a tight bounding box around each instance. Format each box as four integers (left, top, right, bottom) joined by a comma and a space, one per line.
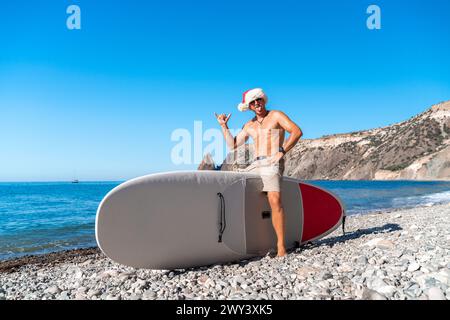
237, 88, 268, 112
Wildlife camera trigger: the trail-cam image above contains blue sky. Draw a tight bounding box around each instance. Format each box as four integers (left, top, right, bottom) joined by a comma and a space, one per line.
1, 0, 450, 181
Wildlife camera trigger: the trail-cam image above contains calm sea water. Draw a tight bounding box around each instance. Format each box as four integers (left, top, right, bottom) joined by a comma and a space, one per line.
1, 180, 450, 261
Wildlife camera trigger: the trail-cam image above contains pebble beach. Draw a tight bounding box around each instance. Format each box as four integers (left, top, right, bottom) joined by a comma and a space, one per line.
1, 203, 449, 300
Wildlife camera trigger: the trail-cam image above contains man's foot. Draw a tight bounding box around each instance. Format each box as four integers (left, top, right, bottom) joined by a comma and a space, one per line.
276, 248, 287, 257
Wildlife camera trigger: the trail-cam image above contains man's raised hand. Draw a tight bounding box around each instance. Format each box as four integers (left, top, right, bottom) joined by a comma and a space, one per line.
214, 113, 231, 127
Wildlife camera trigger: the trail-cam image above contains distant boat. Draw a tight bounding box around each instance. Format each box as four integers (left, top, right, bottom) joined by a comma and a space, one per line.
71, 179, 79, 184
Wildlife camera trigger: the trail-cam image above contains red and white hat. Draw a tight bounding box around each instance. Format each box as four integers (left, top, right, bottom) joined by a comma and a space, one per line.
237, 88, 268, 112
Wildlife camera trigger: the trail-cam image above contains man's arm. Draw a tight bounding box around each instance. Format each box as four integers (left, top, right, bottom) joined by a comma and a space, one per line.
215, 113, 249, 150
232, 125, 249, 150
276, 111, 303, 153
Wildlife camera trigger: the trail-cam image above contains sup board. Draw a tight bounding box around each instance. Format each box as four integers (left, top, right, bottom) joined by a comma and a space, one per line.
95, 171, 345, 269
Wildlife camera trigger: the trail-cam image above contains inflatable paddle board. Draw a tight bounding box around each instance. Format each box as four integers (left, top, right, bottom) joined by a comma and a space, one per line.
95, 171, 345, 269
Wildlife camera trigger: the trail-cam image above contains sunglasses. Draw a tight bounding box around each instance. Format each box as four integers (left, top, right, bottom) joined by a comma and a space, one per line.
249, 98, 264, 107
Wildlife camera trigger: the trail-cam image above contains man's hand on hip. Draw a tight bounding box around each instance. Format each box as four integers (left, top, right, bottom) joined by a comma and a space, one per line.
270, 152, 285, 165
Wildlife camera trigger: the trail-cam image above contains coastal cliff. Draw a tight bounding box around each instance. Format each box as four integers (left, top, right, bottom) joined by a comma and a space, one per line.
200, 100, 450, 180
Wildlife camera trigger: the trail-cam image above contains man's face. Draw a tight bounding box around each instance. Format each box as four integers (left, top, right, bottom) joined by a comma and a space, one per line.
249, 98, 266, 115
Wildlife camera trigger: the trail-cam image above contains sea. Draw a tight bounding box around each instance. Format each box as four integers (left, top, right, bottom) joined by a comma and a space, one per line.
1, 180, 449, 261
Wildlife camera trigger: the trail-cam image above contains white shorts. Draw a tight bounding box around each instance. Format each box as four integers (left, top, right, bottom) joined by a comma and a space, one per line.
240, 156, 284, 192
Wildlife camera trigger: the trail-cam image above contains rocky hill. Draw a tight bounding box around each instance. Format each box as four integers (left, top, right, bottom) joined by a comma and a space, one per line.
200, 100, 450, 180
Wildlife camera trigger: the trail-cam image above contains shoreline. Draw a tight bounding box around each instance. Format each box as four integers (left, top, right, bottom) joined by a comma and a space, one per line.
1, 202, 449, 300
2, 200, 448, 265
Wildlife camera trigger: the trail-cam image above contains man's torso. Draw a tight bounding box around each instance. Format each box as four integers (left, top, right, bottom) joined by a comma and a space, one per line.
245, 110, 285, 158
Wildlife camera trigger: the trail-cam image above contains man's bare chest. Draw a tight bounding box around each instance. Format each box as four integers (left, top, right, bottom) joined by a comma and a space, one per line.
247, 120, 283, 139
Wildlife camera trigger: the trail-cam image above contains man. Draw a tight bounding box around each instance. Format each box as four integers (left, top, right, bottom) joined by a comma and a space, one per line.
215, 88, 302, 257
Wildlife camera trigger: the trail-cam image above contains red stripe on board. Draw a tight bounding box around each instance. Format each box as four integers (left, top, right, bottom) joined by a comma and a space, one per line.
300, 183, 342, 242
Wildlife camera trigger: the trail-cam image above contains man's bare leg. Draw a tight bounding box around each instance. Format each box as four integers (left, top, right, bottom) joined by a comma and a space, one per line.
267, 191, 286, 257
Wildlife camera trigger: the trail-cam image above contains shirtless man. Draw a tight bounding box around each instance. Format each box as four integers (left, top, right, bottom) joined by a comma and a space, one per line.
215, 88, 302, 257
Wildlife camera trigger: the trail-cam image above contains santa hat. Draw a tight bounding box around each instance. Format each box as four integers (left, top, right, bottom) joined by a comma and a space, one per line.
237, 88, 268, 112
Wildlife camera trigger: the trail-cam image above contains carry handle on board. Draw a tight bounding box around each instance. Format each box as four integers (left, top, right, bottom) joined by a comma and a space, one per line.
342, 215, 346, 236
217, 193, 226, 242
262, 211, 271, 219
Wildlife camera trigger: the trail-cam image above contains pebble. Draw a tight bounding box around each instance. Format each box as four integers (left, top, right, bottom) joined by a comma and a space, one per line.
361, 288, 387, 300
44, 286, 61, 295
1, 202, 449, 300
377, 285, 397, 298
427, 287, 446, 300
376, 240, 395, 250
408, 262, 421, 272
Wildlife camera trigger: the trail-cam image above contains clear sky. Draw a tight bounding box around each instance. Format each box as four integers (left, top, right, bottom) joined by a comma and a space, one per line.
1, 0, 450, 181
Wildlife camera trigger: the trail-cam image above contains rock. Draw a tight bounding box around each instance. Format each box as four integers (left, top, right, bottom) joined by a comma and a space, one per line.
404, 283, 422, 298
377, 285, 397, 298
118, 274, 131, 282
427, 287, 446, 300
258, 293, 269, 300
376, 240, 395, 250
128, 294, 142, 300
79, 259, 92, 266
205, 279, 216, 289
131, 279, 147, 290
417, 271, 449, 289
197, 275, 210, 285
416, 275, 438, 289
361, 288, 387, 300
44, 286, 61, 295
74, 293, 87, 300
234, 276, 246, 285
99, 270, 119, 279
59, 291, 70, 300
143, 290, 157, 299
197, 153, 216, 170
317, 281, 330, 289
74, 270, 83, 279
369, 277, 388, 291
320, 273, 333, 281
337, 264, 353, 273
296, 266, 318, 278
433, 270, 449, 286
361, 238, 384, 248
87, 289, 102, 298
408, 262, 421, 272
360, 238, 394, 250
420, 265, 431, 273
356, 256, 369, 265
76, 286, 88, 293
272, 293, 282, 300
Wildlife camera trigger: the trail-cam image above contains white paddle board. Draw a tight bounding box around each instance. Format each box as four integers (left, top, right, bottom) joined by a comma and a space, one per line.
95, 171, 345, 269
